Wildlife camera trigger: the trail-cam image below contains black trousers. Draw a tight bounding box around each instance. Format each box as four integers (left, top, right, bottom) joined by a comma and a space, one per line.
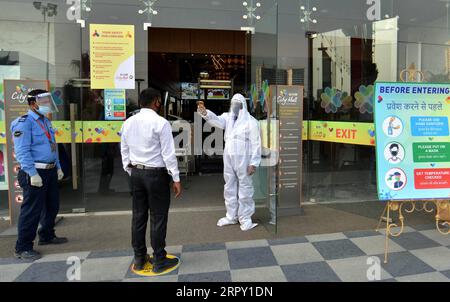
130, 168, 171, 263
16, 168, 59, 253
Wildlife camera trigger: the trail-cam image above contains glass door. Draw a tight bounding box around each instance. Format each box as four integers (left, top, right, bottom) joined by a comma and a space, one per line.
0, 13, 86, 215
249, 1, 279, 233
79, 2, 143, 212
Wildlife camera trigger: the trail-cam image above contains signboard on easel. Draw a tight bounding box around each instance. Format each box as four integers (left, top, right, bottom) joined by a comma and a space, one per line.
374, 82, 450, 263
374, 82, 450, 201
4, 79, 49, 225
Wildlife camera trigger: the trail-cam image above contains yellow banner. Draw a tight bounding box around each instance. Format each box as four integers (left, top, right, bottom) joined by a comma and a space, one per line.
52, 121, 80, 143
80, 121, 123, 143
302, 121, 308, 140
90, 24, 135, 89
0, 121, 124, 144
52, 121, 124, 144
1, 120, 376, 146
0, 121, 5, 144
308, 121, 376, 146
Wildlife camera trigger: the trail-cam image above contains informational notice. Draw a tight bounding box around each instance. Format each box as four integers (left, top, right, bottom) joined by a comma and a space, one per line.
374, 82, 450, 201
4, 80, 49, 225
90, 24, 135, 90
271, 85, 304, 207
104, 89, 126, 121
0, 65, 20, 190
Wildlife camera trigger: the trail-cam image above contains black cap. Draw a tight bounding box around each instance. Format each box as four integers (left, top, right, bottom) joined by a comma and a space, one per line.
27, 89, 49, 105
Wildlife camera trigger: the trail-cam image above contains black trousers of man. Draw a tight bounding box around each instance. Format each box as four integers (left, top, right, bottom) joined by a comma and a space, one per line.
15, 168, 59, 253
130, 168, 171, 264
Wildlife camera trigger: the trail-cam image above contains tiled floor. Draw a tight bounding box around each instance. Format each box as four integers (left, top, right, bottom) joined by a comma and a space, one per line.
1, 225, 449, 282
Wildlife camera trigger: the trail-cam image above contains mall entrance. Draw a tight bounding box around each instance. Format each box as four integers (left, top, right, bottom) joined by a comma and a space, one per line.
1, 0, 449, 242
44, 0, 284, 232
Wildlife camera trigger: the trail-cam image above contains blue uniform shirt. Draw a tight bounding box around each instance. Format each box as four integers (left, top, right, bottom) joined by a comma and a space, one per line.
10, 109, 61, 177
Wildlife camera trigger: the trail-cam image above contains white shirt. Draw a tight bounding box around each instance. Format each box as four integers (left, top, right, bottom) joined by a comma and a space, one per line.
120, 108, 180, 182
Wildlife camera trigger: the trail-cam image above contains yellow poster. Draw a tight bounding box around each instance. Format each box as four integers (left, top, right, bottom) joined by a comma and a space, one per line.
90, 24, 135, 90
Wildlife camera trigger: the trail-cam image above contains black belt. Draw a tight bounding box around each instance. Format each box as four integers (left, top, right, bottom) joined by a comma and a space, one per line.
130, 164, 167, 172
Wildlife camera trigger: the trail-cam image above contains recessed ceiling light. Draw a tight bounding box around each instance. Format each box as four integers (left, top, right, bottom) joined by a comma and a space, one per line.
211, 1, 221, 6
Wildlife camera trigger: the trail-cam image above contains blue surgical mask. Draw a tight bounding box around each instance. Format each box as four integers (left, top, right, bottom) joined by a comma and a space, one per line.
36, 106, 52, 116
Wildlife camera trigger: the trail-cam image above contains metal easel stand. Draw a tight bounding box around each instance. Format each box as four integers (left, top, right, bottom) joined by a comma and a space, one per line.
376, 199, 450, 263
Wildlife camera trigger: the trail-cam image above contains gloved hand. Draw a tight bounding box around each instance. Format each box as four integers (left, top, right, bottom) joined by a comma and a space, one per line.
30, 174, 43, 187
197, 101, 207, 116
57, 169, 64, 181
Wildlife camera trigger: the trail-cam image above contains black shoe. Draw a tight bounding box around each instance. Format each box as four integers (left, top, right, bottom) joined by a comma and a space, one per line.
133, 259, 146, 271
152, 257, 179, 274
38, 236, 68, 246
133, 254, 152, 271
14, 250, 41, 261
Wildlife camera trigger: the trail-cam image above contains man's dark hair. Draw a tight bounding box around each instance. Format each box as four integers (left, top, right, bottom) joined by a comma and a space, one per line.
27, 89, 48, 104
140, 88, 161, 107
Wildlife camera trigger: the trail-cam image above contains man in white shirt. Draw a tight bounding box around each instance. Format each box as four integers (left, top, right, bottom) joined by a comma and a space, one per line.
120, 88, 182, 273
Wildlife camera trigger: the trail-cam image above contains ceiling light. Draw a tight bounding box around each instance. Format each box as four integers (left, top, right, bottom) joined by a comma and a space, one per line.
242, 0, 262, 26
299, 2, 319, 27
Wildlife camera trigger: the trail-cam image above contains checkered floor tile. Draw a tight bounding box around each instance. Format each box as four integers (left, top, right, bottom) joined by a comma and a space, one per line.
1, 225, 449, 282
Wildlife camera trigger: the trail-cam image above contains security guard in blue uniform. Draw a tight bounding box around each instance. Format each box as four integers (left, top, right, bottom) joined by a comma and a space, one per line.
11, 89, 68, 261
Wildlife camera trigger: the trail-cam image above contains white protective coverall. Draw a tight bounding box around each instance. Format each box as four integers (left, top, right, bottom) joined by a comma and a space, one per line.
201, 94, 262, 231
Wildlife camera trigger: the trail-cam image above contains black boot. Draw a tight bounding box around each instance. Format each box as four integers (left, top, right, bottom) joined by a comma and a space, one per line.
152, 257, 179, 273
14, 250, 42, 261
38, 236, 68, 246
133, 254, 153, 271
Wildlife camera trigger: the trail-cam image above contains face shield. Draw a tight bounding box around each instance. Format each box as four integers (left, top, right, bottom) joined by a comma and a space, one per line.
229, 93, 248, 121
33, 92, 59, 115
230, 100, 242, 117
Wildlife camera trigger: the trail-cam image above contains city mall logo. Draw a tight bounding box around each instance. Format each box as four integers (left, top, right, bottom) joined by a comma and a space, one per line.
11, 85, 31, 104
276, 89, 298, 106
92, 30, 100, 37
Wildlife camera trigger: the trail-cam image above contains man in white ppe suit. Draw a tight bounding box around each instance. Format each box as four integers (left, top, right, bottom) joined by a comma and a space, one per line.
197, 94, 261, 231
